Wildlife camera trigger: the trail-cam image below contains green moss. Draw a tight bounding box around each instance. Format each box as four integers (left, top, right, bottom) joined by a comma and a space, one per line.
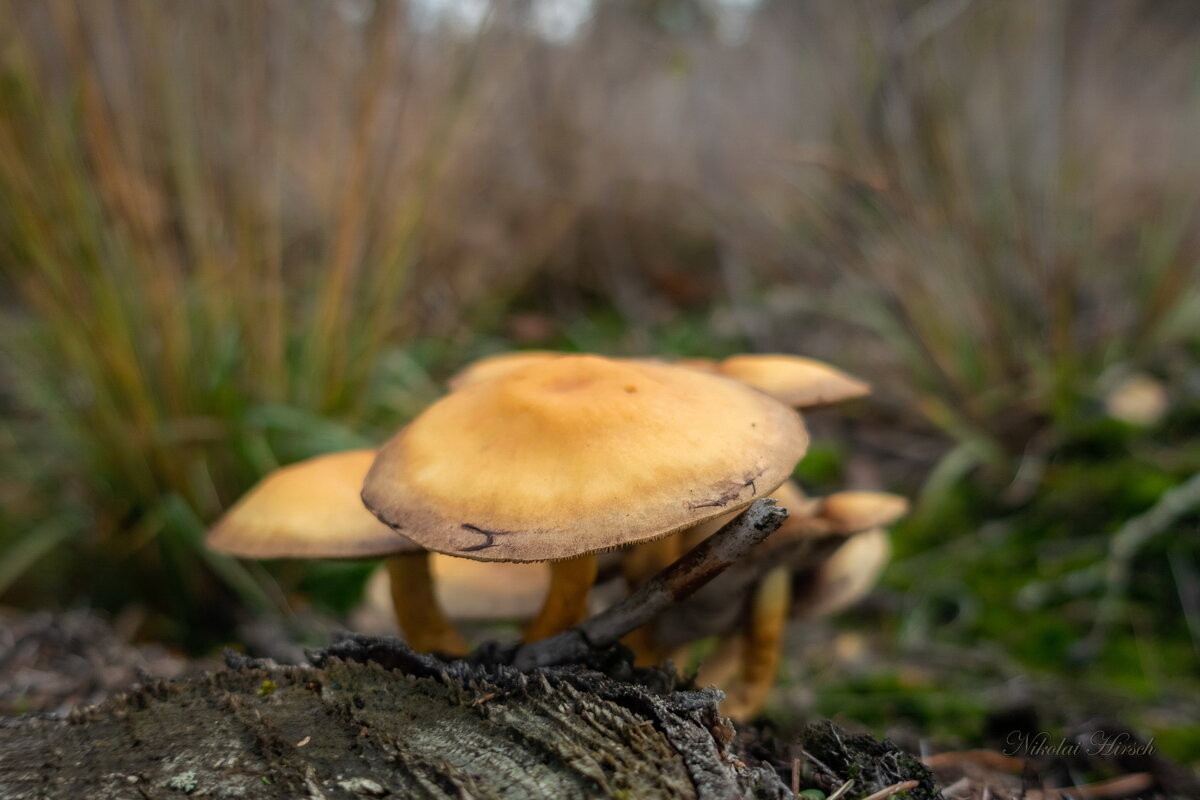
794, 444, 846, 490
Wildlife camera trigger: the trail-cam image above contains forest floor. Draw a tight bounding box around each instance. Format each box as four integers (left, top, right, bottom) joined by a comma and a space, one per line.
1, 608, 1195, 799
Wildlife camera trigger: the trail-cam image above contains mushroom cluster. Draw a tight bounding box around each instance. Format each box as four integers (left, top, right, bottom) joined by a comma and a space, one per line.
361, 354, 808, 642
206, 350, 905, 720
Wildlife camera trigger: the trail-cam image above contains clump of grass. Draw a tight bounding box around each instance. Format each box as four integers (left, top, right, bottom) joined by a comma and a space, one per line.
783, 2, 1200, 472
0, 2, 547, 640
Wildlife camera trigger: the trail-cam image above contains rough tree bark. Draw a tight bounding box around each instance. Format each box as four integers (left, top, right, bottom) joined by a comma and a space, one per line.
0, 635, 790, 799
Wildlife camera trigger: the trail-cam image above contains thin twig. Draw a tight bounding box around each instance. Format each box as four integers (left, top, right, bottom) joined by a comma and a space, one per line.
798, 747, 838, 781
826, 778, 855, 800
1082, 471, 1200, 655
1168, 546, 1200, 662
859, 780, 918, 800
514, 499, 788, 670
940, 777, 972, 799
1025, 772, 1155, 800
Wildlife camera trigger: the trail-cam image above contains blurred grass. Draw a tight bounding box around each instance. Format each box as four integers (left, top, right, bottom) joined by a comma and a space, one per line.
0, 0, 504, 643
1, 0, 1199, 755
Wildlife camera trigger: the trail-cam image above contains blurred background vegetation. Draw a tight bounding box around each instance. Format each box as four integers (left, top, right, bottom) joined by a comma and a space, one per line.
2, 0, 1198, 765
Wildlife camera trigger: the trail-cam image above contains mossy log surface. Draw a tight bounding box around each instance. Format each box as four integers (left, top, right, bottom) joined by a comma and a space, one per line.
0, 635, 789, 799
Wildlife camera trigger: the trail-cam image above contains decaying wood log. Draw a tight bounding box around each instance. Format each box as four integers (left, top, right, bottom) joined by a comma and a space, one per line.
0, 634, 791, 799
0, 500, 798, 799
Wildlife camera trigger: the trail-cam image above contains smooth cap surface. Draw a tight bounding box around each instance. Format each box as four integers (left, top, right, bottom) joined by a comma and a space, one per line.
718, 354, 871, 408
364, 355, 809, 562
207, 450, 419, 559
815, 491, 908, 533
446, 351, 562, 391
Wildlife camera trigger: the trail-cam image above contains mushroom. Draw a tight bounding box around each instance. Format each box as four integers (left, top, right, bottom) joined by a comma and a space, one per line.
446, 349, 869, 598
792, 527, 892, 619
715, 354, 871, 408
362, 354, 809, 643
445, 350, 563, 391
206, 449, 468, 655
691, 488, 907, 720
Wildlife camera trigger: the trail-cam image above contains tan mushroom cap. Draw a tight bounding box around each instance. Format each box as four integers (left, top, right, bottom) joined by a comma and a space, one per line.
813, 491, 908, 533
675, 357, 720, 372
794, 527, 891, 618
207, 449, 420, 559
718, 354, 871, 408
446, 350, 563, 391
679, 479, 810, 547
364, 354, 809, 562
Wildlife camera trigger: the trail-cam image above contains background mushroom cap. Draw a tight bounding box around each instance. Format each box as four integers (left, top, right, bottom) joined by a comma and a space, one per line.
793, 527, 892, 618
364, 354, 809, 562
814, 491, 909, 533
718, 354, 871, 408
430, 555, 551, 620
207, 449, 419, 559
355, 555, 605, 631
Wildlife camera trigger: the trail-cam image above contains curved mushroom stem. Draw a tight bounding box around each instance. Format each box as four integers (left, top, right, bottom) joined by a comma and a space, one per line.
523, 553, 599, 643
620, 535, 683, 665
721, 565, 791, 720
385, 552, 469, 656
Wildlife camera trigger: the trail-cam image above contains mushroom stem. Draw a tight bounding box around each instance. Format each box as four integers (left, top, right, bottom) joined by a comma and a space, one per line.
621, 535, 683, 665
385, 552, 469, 656
722, 565, 791, 720
523, 553, 599, 643
515, 499, 788, 671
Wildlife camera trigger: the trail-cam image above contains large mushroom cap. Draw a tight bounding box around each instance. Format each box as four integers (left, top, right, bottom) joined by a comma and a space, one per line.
718, 354, 871, 408
208, 449, 419, 559
364, 354, 809, 562
446, 350, 562, 391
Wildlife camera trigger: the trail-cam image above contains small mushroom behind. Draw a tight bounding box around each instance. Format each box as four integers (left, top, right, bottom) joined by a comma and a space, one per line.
703, 490, 907, 720
810, 492, 909, 534
792, 527, 892, 619
363, 354, 809, 643
716, 354, 871, 408
205, 450, 468, 655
